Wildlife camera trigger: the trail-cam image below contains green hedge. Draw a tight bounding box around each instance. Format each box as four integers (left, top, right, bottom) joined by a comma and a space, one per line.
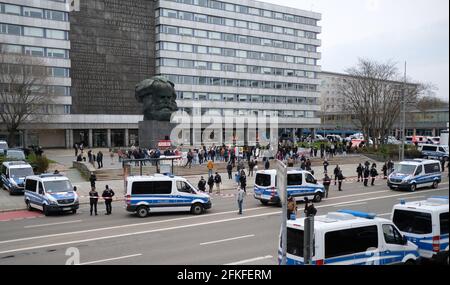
0, 153, 50, 174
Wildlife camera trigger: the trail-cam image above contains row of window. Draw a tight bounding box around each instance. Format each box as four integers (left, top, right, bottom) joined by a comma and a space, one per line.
158, 9, 318, 39
164, 0, 318, 26
158, 58, 316, 78
176, 92, 318, 105
164, 74, 318, 92
0, 104, 71, 114
0, 3, 69, 21
1, 83, 71, 96
176, 107, 317, 118
0, 23, 68, 40
0, 43, 69, 59
158, 25, 317, 52
158, 42, 317, 65
1, 64, 70, 78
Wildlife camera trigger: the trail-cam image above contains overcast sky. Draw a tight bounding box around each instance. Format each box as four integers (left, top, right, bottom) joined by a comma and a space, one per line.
261, 0, 449, 101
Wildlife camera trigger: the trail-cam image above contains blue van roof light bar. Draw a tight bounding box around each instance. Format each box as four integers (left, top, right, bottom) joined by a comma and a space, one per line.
337, 210, 377, 219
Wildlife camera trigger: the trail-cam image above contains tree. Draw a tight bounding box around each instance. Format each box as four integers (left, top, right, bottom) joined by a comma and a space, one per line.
336, 58, 426, 147
0, 52, 52, 147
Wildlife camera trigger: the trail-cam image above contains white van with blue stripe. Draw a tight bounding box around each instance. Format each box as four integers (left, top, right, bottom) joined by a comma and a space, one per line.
1, 161, 34, 195
125, 174, 212, 218
278, 210, 420, 265
254, 169, 324, 205
392, 197, 449, 264
388, 159, 442, 192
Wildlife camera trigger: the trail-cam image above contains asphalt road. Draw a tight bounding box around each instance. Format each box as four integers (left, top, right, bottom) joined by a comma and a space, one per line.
0, 180, 448, 265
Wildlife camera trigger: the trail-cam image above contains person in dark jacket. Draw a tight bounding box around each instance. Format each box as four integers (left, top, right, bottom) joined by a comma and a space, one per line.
214, 172, 222, 194
337, 170, 345, 191
323, 159, 329, 173
333, 165, 340, 185
323, 173, 331, 198
356, 163, 364, 182
227, 162, 233, 179
97, 151, 103, 169
382, 163, 388, 179
370, 164, 378, 186
102, 185, 115, 215
363, 166, 370, 187
207, 175, 215, 193
264, 159, 270, 170
89, 172, 97, 188
89, 187, 99, 216
239, 170, 247, 193
197, 176, 206, 192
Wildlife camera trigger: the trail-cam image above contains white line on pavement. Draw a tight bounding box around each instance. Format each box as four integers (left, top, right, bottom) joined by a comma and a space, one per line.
325, 190, 390, 200
80, 254, 142, 265
377, 213, 392, 217
225, 255, 273, 265
333, 202, 367, 208
200, 235, 255, 246
24, 220, 83, 229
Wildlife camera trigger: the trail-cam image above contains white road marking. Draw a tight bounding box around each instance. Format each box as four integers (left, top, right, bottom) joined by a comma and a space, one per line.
325, 190, 389, 200
225, 255, 273, 265
24, 220, 83, 229
333, 202, 367, 208
377, 213, 392, 217
200, 235, 255, 246
80, 254, 142, 265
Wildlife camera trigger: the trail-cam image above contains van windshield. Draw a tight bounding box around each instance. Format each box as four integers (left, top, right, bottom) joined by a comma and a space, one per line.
44, 180, 72, 193
255, 173, 271, 187
394, 164, 416, 175
10, 168, 33, 178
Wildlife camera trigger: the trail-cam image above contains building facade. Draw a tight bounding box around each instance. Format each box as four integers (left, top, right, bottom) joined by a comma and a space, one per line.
1, 0, 322, 148
319, 71, 449, 137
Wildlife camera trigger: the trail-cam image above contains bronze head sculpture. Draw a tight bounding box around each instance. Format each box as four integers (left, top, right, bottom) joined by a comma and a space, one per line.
135, 76, 178, 121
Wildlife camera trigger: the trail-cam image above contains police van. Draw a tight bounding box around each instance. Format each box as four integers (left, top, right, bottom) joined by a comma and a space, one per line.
388, 159, 442, 192
278, 210, 420, 265
1, 161, 34, 195
24, 174, 79, 216
418, 144, 449, 161
254, 169, 324, 205
392, 197, 449, 264
125, 174, 212, 218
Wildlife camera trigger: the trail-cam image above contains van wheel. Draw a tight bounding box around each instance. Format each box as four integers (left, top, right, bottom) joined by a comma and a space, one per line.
404, 259, 415, 265
43, 205, 50, 216
260, 200, 269, 206
191, 203, 204, 215
314, 193, 322, 203
136, 206, 149, 218
26, 200, 33, 211
432, 181, 439, 189
410, 184, 417, 192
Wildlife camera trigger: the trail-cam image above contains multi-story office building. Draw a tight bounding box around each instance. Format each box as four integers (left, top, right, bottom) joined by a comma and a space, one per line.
1, 0, 322, 148
319, 71, 449, 137
156, 0, 322, 142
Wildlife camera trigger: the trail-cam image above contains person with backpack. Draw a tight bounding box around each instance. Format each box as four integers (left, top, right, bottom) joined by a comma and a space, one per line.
207, 175, 214, 193
214, 172, 222, 194
197, 176, 206, 192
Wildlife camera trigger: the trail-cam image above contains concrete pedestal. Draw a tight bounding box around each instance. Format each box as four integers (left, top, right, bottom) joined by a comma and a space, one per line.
138, 121, 176, 149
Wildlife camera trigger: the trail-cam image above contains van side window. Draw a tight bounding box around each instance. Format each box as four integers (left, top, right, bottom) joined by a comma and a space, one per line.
38, 182, 44, 194
414, 165, 422, 176
422, 146, 435, 151
382, 224, 404, 245
324, 226, 378, 259
177, 181, 195, 193
393, 210, 432, 234
440, 212, 449, 235
131, 181, 172, 195
424, 163, 440, 174
287, 174, 302, 186
25, 179, 37, 192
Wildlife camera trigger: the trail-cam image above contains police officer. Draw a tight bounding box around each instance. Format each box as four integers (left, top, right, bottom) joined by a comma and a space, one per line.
89, 187, 99, 216
197, 176, 206, 192
102, 185, 115, 215
356, 163, 364, 182
323, 173, 331, 198
337, 170, 345, 191
370, 164, 379, 186
363, 166, 370, 187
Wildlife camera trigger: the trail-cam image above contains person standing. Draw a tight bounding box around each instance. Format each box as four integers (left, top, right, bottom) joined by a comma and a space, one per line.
227, 161, 233, 179
363, 165, 370, 187
370, 164, 378, 186
89, 187, 99, 216
323, 159, 329, 173
248, 159, 256, 177
102, 185, 115, 215
387, 160, 394, 175
207, 160, 214, 178
333, 165, 340, 185
337, 170, 345, 191
89, 172, 97, 189
73, 143, 79, 157
382, 163, 388, 179
87, 150, 93, 164
239, 170, 247, 193
185, 149, 193, 168
197, 176, 206, 192
97, 151, 103, 169
356, 163, 364, 182
264, 159, 270, 170
287, 196, 297, 219
109, 149, 114, 165
323, 173, 331, 198
207, 175, 214, 193
237, 187, 245, 215
214, 172, 222, 194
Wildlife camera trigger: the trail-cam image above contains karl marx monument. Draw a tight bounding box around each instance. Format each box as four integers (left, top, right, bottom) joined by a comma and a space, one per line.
136, 76, 178, 149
